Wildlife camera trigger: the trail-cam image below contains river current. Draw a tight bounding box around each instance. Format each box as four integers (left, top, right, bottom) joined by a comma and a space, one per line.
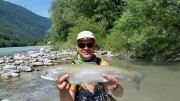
0, 46, 179, 101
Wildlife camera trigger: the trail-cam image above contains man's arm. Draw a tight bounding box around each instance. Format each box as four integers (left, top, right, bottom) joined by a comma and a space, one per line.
102, 74, 124, 97
56, 74, 75, 101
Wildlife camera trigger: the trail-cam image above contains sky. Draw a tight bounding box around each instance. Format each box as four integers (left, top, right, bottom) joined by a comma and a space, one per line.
4, 0, 52, 17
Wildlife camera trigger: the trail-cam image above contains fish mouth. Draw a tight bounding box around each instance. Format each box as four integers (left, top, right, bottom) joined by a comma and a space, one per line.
40, 75, 56, 81
40, 71, 55, 81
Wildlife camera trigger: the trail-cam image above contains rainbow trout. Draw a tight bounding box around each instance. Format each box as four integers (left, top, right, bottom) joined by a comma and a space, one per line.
41, 64, 144, 90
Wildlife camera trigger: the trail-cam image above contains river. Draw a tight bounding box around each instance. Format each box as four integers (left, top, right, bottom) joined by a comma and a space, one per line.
0, 47, 180, 101
0, 46, 50, 56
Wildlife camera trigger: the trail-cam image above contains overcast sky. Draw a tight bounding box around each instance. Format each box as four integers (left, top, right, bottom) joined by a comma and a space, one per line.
4, 0, 52, 17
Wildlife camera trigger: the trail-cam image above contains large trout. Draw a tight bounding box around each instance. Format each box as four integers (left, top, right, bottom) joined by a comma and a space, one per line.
41, 64, 144, 90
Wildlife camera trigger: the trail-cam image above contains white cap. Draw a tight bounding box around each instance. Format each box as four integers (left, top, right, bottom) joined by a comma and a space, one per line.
77, 31, 95, 40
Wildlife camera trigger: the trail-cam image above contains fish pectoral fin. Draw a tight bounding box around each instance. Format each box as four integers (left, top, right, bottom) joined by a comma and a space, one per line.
85, 83, 94, 94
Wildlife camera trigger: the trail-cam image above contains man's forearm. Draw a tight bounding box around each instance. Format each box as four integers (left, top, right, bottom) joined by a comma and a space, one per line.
59, 90, 74, 101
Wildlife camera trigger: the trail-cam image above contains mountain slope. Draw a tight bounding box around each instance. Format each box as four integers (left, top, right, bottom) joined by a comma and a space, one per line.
0, 0, 51, 47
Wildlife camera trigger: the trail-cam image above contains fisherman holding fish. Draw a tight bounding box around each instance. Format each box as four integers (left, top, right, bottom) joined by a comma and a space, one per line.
55, 31, 124, 101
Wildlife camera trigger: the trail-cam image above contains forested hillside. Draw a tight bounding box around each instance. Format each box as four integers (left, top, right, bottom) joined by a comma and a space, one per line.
0, 0, 51, 47
47, 0, 179, 62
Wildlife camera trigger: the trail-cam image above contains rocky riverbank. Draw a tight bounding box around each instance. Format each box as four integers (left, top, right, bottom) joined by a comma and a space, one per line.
0, 48, 117, 79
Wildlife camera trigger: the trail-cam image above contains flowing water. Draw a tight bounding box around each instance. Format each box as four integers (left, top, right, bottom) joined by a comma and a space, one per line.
0, 46, 49, 56
0, 48, 180, 101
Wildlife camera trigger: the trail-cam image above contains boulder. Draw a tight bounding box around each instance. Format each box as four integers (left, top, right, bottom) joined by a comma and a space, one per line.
14, 60, 24, 65
3, 65, 16, 73
0, 58, 4, 64
11, 73, 20, 77
17, 65, 33, 72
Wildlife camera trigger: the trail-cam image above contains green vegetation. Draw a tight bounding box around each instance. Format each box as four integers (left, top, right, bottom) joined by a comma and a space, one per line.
0, 0, 51, 47
47, 0, 179, 62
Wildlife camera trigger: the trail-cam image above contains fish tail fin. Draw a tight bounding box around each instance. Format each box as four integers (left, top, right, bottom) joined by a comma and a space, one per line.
130, 71, 145, 90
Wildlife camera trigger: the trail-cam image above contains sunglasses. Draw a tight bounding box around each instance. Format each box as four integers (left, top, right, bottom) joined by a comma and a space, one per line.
77, 43, 95, 48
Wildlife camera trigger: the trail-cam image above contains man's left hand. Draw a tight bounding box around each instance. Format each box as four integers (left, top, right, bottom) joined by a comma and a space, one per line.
102, 74, 119, 90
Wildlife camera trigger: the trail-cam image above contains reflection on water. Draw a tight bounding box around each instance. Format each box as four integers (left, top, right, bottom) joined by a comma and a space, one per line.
0, 57, 180, 101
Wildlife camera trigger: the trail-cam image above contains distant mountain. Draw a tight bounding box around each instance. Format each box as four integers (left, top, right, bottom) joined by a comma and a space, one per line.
0, 0, 51, 47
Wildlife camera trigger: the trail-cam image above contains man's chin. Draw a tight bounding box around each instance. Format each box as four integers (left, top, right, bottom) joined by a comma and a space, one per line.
82, 54, 91, 59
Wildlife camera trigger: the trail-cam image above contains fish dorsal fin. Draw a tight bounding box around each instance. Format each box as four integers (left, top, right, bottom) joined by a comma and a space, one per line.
85, 83, 95, 94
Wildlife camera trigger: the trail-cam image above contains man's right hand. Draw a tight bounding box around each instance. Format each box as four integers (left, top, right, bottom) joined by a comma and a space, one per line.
56, 74, 71, 91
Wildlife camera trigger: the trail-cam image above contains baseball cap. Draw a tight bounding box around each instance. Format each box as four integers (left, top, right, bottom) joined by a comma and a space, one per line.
76, 31, 95, 40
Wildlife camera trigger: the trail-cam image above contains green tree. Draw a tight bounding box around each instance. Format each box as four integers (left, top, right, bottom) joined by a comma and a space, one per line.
48, 0, 125, 45
67, 16, 107, 49
108, 0, 180, 61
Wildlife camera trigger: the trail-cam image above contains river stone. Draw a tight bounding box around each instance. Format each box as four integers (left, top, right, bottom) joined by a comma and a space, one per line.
17, 65, 33, 72
43, 62, 54, 66
1, 72, 11, 77
100, 51, 108, 55
0, 58, 4, 64
0, 99, 10, 101
40, 47, 45, 52
0, 70, 4, 76
11, 73, 20, 77
13, 53, 22, 60
30, 53, 40, 58
30, 62, 43, 66
14, 60, 24, 65
3, 65, 16, 73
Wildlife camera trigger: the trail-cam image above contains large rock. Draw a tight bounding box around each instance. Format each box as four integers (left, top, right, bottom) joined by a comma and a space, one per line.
29, 53, 40, 58
1, 72, 20, 78
0, 58, 4, 64
11, 72, 20, 77
14, 59, 24, 65
3, 65, 16, 73
17, 65, 33, 72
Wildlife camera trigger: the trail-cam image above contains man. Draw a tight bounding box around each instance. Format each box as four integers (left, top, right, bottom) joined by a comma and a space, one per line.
56, 31, 123, 101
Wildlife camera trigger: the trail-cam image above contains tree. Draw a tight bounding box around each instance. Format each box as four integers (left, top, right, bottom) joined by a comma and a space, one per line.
108, 0, 180, 61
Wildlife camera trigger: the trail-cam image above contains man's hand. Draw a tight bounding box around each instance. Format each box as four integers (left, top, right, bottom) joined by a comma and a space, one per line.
102, 73, 123, 97
102, 73, 119, 90
56, 74, 71, 91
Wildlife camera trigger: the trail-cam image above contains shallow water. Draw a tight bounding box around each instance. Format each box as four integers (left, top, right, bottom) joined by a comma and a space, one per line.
0, 46, 49, 56
0, 57, 180, 101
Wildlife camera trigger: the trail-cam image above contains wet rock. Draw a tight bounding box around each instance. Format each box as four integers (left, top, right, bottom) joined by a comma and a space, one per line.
30, 62, 44, 66
3, 65, 16, 73
34, 68, 40, 71
14, 59, 24, 65
0, 99, 10, 101
31, 53, 40, 58
0, 70, 4, 76
1, 72, 20, 78
0, 58, 5, 64
100, 51, 108, 55
17, 65, 33, 72
44, 62, 54, 66
11, 73, 20, 77
1, 72, 11, 77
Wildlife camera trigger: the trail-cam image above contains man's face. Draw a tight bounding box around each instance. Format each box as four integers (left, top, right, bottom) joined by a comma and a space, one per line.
76, 38, 96, 60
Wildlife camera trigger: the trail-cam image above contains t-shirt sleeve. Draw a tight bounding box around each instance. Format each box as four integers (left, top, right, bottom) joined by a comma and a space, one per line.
69, 84, 77, 93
